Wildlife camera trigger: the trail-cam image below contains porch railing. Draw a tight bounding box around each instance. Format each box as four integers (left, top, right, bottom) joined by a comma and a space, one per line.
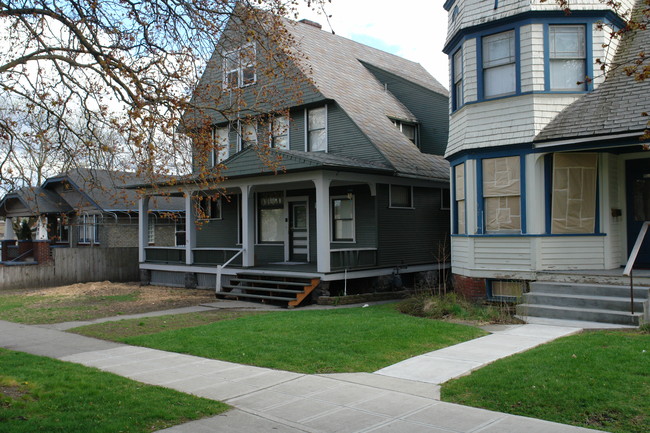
216, 248, 245, 292
193, 248, 243, 266
623, 221, 649, 315
144, 246, 186, 264
330, 248, 377, 271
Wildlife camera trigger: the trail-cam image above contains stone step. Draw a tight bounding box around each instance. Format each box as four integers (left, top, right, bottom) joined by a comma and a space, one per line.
516, 304, 642, 326
529, 281, 650, 299
523, 292, 646, 313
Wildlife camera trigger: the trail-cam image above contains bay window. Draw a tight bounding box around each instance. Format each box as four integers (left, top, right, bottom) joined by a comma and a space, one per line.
455, 163, 466, 234
551, 153, 597, 233
549, 25, 586, 91
482, 156, 521, 233
483, 31, 516, 98
453, 49, 463, 109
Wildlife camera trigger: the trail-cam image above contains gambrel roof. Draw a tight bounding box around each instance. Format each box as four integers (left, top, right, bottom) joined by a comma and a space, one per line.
535, 1, 650, 144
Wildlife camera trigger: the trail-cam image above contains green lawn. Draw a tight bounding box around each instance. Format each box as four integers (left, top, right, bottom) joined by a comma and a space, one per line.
442, 330, 650, 433
0, 348, 228, 433
73, 304, 487, 374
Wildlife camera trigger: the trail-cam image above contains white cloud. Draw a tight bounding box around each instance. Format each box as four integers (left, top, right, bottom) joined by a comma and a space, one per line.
296, 0, 449, 88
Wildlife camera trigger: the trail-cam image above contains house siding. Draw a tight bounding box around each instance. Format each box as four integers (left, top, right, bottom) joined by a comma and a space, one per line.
377, 184, 450, 266
195, 196, 239, 248
325, 103, 387, 163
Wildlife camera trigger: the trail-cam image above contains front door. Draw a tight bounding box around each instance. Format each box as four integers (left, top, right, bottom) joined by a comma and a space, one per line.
626, 158, 650, 268
288, 200, 308, 262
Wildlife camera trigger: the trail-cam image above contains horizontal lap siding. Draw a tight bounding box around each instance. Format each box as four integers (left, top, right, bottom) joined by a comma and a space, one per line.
326, 103, 386, 163
451, 237, 470, 269
196, 198, 239, 248
540, 237, 605, 269
473, 237, 532, 269
255, 244, 284, 264
377, 185, 450, 266
330, 185, 376, 250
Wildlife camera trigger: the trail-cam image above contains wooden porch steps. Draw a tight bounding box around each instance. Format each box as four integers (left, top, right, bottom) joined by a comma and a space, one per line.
216, 273, 320, 308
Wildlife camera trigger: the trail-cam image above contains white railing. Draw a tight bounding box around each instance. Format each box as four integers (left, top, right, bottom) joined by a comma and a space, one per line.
623, 221, 649, 315
216, 248, 245, 293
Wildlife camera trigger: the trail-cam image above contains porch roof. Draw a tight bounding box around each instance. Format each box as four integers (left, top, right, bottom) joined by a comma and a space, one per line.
0, 187, 72, 217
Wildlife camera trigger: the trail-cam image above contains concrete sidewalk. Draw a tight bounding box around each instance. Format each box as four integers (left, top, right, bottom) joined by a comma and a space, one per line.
0, 317, 601, 432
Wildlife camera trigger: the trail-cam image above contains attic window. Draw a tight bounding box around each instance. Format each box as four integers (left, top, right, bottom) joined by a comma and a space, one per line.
224, 44, 256, 89
391, 119, 418, 146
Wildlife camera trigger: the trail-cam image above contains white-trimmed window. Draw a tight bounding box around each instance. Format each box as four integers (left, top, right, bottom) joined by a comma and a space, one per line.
197, 195, 222, 220
549, 25, 586, 91
455, 164, 466, 234
391, 120, 418, 146
239, 120, 257, 150
175, 221, 186, 246
54, 215, 69, 242
389, 185, 413, 208
147, 215, 155, 244
307, 106, 327, 152
212, 126, 230, 165
223, 44, 256, 89
453, 49, 463, 109
483, 30, 516, 98
78, 214, 100, 244
332, 196, 355, 242
482, 156, 521, 233
271, 115, 290, 150
258, 191, 284, 243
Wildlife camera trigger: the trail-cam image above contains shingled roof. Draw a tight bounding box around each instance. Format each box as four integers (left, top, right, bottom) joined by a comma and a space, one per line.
535, 1, 650, 144
0, 187, 72, 217
285, 19, 450, 179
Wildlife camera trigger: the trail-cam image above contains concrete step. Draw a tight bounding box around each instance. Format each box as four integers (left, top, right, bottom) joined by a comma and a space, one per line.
523, 292, 646, 313
516, 304, 643, 326
536, 271, 650, 287
529, 281, 650, 299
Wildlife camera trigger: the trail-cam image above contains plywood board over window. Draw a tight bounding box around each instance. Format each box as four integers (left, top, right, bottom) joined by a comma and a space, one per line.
455, 164, 466, 234
552, 153, 598, 233
483, 156, 521, 232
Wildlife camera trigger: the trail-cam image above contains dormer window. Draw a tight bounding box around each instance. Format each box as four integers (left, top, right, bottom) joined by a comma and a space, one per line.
482, 30, 516, 98
224, 44, 256, 89
391, 119, 418, 146
307, 106, 327, 152
271, 115, 290, 150
238, 120, 258, 150
211, 125, 229, 166
549, 25, 586, 91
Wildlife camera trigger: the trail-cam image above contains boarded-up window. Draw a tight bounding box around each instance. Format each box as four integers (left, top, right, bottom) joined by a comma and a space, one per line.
455, 164, 465, 234
551, 153, 598, 233
482, 156, 521, 232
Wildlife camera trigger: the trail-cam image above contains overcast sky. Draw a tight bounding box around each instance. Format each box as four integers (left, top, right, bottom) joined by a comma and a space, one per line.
296, 0, 450, 89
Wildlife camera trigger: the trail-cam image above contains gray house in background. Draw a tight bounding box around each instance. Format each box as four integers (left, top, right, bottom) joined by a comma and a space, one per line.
137, 11, 451, 306
0, 168, 183, 263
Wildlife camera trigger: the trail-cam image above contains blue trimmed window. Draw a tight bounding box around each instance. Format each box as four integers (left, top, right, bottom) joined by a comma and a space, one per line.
482, 30, 516, 99
549, 25, 586, 91
478, 156, 523, 234
452, 48, 463, 111
454, 163, 466, 234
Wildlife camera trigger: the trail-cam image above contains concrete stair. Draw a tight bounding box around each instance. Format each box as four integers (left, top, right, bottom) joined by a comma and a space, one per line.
517, 281, 650, 326
217, 273, 320, 308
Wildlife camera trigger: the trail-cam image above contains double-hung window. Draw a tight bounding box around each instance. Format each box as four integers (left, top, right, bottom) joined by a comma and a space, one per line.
455, 164, 466, 234
391, 120, 418, 146
307, 107, 327, 152
79, 214, 99, 244
239, 120, 257, 150
54, 215, 69, 242
197, 195, 222, 220
271, 116, 289, 149
549, 25, 586, 91
453, 49, 463, 109
212, 126, 229, 165
223, 44, 256, 89
482, 31, 516, 98
175, 221, 186, 246
482, 156, 521, 233
258, 192, 284, 243
332, 196, 354, 242
389, 185, 413, 208
148, 215, 155, 244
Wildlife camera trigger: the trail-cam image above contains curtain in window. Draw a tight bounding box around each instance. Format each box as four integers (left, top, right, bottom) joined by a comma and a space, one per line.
483, 156, 521, 232
551, 153, 597, 233
455, 164, 466, 234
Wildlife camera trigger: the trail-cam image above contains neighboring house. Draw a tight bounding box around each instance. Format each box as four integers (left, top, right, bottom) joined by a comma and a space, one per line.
0, 168, 183, 263
136, 10, 451, 306
444, 0, 649, 324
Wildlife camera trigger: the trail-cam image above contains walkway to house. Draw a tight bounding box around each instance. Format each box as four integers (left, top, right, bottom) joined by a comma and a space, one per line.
0, 302, 609, 433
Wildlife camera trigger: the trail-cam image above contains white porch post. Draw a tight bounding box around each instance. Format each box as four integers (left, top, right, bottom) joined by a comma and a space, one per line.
4, 217, 15, 240
185, 194, 196, 264
241, 185, 255, 267
314, 174, 332, 273
138, 196, 150, 262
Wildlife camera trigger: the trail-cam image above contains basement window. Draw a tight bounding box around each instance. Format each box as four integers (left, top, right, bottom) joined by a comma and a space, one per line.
487, 280, 525, 301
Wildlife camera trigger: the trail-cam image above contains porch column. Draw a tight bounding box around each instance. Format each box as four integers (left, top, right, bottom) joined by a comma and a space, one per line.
185, 194, 196, 265
35, 216, 48, 240
241, 185, 255, 267
314, 175, 332, 273
138, 196, 150, 262
4, 217, 15, 240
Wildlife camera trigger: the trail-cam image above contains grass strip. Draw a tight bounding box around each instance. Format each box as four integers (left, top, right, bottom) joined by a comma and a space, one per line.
442, 330, 650, 433
83, 304, 487, 374
0, 348, 228, 433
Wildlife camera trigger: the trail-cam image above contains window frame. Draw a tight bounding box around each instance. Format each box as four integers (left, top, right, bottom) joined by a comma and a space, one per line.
196, 195, 222, 221
238, 119, 258, 151
391, 119, 419, 147
478, 156, 524, 234
257, 191, 284, 244
547, 24, 587, 92
78, 214, 100, 245
481, 29, 518, 100
222, 43, 256, 89
441, 188, 451, 210
271, 115, 290, 150
175, 220, 186, 247
389, 185, 415, 209
306, 106, 327, 152
452, 48, 463, 111
331, 195, 355, 243
211, 125, 230, 166
147, 215, 155, 245
454, 163, 466, 235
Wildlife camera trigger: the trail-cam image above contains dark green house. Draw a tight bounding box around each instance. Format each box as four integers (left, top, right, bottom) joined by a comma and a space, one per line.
138, 9, 450, 306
